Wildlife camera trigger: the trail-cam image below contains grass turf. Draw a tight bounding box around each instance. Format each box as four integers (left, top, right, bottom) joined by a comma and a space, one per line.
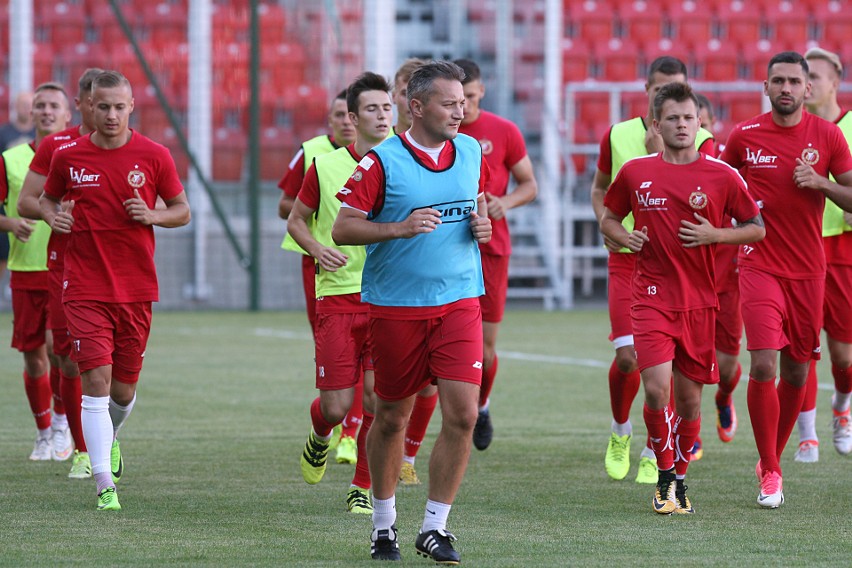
0, 310, 849, 566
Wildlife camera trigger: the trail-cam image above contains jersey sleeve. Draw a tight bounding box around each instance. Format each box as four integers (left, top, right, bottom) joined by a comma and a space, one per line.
595, 126, 614, 176
504, 120, 528, 169
725, 170, 759, 223
29, 138, 55, 176
296, 162, 321, 210
337, 152, 385, 214
480, 157, 491, 195
698, 136, 717, 157
603, 166, 631, 217
43, 151, 68, 200
156, 148, 184, 201
718, 129, 742, 169
278, 149, 306, 198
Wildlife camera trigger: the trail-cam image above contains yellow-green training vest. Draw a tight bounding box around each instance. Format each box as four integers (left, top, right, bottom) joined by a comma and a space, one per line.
3, 142, 49, 272
822, 111, 852, 237
313, 147, 366, 297
609, 117, 714, 252
281, 135, 338, 254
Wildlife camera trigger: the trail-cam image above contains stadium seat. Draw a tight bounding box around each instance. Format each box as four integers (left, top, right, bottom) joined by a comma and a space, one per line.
640, 38, 691, 72
813, 2, 852, 52
258, 2, 287, 44
595, 38, 642, 81
33, 43, 56, 86
575, 92, 611, 128
212, 126, 247, 181
692, 38, 740, 81
666, 1, 715, 47
619, 0, 664, 43
39, 2, 87, 47
763, 1, 811, 48
567, 0, 615, 42
740, 39, 776, 80
562, 39, 592, 83
90, 3, 135, 46
718, 1, 764, 45
212, 2, 248, 43
259, 126, 296, 181
141, 2, 187, 47
621, 92, 648, 120
720, 92, 764, 125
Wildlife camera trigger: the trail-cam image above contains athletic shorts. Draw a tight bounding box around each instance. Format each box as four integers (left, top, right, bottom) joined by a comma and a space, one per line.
46, 265, 72, 356
607, 253, 635, 347
480, 253, 509, 323
739, 266, 823, 363
715, 285, 743, 356
11, 289, 48, 352
314, 311, 371, 390
632, 305, 719, 385
824, 263, 852, 343
370, 301, 483, 401
300, 254, 317, 335
64, 300, 153, 383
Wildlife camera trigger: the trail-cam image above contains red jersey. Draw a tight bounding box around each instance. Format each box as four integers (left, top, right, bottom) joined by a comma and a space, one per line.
278, 136, 341, 199
43, 131, 184, 303
30, 125, 86, 271
720, 111, 852, 279
604, 152, 759, 311
459, 110, 527, 256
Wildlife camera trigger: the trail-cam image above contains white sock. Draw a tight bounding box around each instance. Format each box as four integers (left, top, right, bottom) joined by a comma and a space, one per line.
372, 495, 396, 531
797, 408, 818, 442
52, 411, 68, 430
612, 419, 632, 437
109, 394, 136, 437
403, 455, 416, 465
833, 391, 852, 414
37, 427, 51, 440
640, 445, 656, 459
421, 499, 452, 533
82, 395, 114, 490
311, 427, 333, 443
479, 398, 490, 413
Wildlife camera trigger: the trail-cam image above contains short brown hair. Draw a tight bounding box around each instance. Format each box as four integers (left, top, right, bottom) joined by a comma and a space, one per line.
92, 70, 132, 93
653, 82, 699, 120
394, 58, 426, 88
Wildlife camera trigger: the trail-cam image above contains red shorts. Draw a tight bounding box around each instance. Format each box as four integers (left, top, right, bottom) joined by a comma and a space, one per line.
11, 289, 48, 352
314, 311, 371, 390
479, 253, 509, 323
47, 265, 72, 356
715, 284, 743, 356
607, 253, 635, 347
300, 254, 317, 335
739, 266, 823, 363
64, 300, 153, 383
370, 301, 483, 401
632, 305, 720, 385
824, 263, 852, 343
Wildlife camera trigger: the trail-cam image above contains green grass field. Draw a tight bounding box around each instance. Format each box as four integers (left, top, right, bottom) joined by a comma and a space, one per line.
0, 310, 849, 567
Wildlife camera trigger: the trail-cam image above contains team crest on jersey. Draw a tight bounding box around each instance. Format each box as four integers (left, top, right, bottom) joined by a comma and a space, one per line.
801, 146, 819, 166
351, 170, 363, 182
689, 189, 708, 210
127, 169, 146, 189
479, 139, 493, 155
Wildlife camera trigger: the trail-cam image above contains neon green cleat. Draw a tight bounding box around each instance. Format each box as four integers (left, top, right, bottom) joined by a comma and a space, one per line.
301, 431, 330, 484
111, 440, 123, 484
68, 450, 92, 479
346, 486, 372, 514
635, 455, 658, 484
399, 461, 421, 486
97, 487, 121, 511
604, 433, 631, 480
328, 424, 343, 451
336, 435, 357, 464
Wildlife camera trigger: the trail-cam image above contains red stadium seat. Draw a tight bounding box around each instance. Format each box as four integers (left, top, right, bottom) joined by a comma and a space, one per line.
39, 2, 87, 47
575, 92, 611, 127
619, 0, 664, 43
33, 43, 56, 86
259, 126, 296, 181
141, 2, 187, 47
212, 127, 247, 181
562, 39, 592, 83
90, 3, 135, 46
567, 0, 615, 42
595, 38, 642, 81
740, 39, 776, 80
764, 1, 811, 48
721, 92, 764, 125
666, 1, 715, 47
212, 3, 248, 43
718, 1, 764, 45
814, 2, 852, 52
640, 38, 691, 72
621, 92, 648, 120
692, 39, 740, 81
258, 2, 287, 44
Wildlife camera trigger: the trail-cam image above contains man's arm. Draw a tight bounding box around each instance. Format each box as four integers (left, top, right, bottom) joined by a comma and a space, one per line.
124, 190, 191, 228
332, 206, 443, 246
0, 210, 35, 242
470, 192, 492, 244
16, 171, 46, 219
678, 213, 765, 248
486, 156, 537, 220
278, 193, 295, 219
39, 192, 73, 234
600, 207, 648, 253
288, 198, 348, 271
796, 165, 852, 212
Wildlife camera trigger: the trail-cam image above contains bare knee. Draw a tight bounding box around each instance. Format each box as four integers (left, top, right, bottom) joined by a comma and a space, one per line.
615, 350, 638, 374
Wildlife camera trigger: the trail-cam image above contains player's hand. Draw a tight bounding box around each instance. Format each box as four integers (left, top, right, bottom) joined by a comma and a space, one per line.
485, 193, 507, 220
10, 217, 36, 242
644, 127, 664, 154
844, 211, 852, 227
402, 208, 442, 238
51, 200, 75, 234
124, 189, 155, 225
679, 213, 717, 247
626, 226, 648, 252
316, 246, 348, 272
603, 234, 624, 252
469, 211, 491, 243
793, 158, 826, 191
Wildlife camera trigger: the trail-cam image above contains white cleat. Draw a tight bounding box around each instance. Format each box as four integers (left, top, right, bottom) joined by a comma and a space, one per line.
832, 411, 852, 455
757, 471, 784, 509
29, 435, 52, 461
51, 425, 73, 461
794, 440, 819, 463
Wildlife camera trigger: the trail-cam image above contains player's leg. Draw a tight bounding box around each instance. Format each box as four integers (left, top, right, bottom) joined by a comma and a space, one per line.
641, 361, 677, 515
401, 384, 438, 486
336, 379, 362, 464
348, 368, 375, 514
672, 370, 703, 515
46, 331, 72, 461
714, 285, 742, 443
826, 336, 852, 455
794, 360, 820, 462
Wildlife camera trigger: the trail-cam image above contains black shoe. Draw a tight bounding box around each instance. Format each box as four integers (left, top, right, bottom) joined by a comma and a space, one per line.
415, 529, 460, 565
473, 409, 493, 451
371, 525, 401, 561
674, 479, 695, 514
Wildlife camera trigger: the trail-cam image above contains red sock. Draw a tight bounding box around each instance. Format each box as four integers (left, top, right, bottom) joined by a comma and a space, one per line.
24, 372, 52, 430
404, 391, 438, 458
643, 404, 673, 471
309, 397, 337, 438
716, 363, 741, 406
60, 372, 86, 451
800, 360, 818, 412
776, 378, 806, 459
608, 359, 640, 424
832, 364, 852, 394
341, 380, 363, 439
673, 414, 701, 477
747, 378, 780, 473
479, 353, 499, 407
351, 412, 373, 489
49, 366, 65, 415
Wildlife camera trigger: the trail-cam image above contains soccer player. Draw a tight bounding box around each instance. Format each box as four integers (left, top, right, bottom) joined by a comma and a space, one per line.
17, 68, 103, 479
392, 58, 425, 135
40, 71, 191, 511
720, 51, 852, 508
601, 81, 764, 514
277, 90, 360, 465
0, 82, 72, 462
591, 57, 715, 483
794, 47, 852, 461
290, 71, 394, 514
333, 60, 491, 563
454, 58, 538, 451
